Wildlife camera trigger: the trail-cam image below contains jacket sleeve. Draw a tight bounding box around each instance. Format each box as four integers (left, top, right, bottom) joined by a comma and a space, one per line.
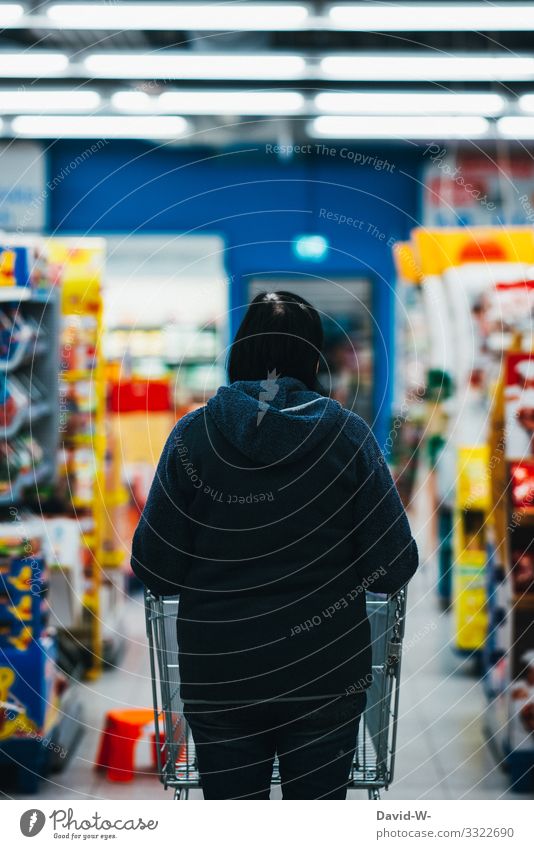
351, 423, 418, 594
131, 425, 193, 596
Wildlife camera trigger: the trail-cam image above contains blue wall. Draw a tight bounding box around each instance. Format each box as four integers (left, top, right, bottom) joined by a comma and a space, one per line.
47, 141, 423, 447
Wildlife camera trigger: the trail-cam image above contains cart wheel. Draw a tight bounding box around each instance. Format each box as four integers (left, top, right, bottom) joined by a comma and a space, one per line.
175, 788, 189, 800
368, 789, 381, 800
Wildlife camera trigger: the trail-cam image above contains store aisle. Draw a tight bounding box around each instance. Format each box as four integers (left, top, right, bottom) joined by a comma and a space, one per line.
5, 570, 529, 801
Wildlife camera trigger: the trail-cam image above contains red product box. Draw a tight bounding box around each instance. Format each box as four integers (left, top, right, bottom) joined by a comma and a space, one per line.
109, 379, 171, 413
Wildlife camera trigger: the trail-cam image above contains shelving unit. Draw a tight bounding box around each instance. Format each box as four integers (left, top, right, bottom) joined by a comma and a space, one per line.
0, 285, 59, 505
51, 240, 106, 679
390, 241, 426, 509
453, 445, 490, 653
390, 225, 534, 792
51, 239, 126, 675
0, 517, 59, 793
397, 228, 534, 627
485, 346, 534, 792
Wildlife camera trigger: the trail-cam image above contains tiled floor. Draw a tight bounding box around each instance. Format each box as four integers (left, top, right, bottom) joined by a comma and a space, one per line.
2, 482, 533, 801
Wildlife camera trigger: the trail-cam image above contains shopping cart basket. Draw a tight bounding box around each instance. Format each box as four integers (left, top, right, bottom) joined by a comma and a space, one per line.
145, 587, 407, 799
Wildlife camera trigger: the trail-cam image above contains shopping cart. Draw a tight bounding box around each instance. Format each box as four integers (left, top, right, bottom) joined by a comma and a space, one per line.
145, 587, 407, 800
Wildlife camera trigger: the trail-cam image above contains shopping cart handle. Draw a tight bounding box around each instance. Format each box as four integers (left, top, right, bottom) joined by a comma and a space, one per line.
145, 588, 163, 601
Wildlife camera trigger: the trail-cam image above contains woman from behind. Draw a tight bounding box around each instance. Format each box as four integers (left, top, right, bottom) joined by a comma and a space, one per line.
132, 291, 418, 799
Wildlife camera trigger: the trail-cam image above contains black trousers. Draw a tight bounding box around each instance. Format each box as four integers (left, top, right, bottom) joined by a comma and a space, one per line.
184, 693, 366, 800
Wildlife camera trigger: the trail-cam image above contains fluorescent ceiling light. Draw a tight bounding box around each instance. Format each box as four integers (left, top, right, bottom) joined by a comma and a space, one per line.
47, 3, 309, 31
328, 3, 534, 32
518, 94, 534, 114
310, 115, 489, 139
498, 117, 534, 139
0, 53, 69, 77
85, 53, 307, 80
315, 91, 505, 117
320, 55, 534, 82
0, 4, 23, 26
160, 90, 304, 115
0, 89, 100, 112
12, 114, 189, 139
111, 92, 153, 112
113, 89, 305, 115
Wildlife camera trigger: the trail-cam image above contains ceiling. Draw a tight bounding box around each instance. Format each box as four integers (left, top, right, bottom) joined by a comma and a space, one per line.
2, 1, 534, 143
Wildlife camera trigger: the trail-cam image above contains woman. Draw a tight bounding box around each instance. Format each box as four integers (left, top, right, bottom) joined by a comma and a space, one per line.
132, 291, 418, 800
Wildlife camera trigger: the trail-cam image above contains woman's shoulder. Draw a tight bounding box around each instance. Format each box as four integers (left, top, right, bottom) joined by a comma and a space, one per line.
169, 406, 207, 447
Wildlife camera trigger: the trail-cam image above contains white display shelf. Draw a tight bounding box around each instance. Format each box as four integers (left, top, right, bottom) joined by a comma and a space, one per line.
0, 287, 51, 304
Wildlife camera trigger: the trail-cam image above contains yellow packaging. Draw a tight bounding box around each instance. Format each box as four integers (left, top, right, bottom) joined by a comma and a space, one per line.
412, 227, 534, 276
453, 566, 488, 651
457, 445, 490, 511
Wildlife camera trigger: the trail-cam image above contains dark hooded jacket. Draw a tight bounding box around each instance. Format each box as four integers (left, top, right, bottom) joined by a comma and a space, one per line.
131, 378, 418, 703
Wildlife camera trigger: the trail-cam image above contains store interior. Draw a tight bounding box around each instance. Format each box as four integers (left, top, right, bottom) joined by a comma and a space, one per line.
1, 0, 534, 800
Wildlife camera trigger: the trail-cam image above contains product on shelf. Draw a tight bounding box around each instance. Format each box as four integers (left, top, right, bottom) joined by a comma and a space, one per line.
0, 516, 67, 791
0, 238, 58, 292
453, 445, 490, 651
393, 224, 534, 789
400, 227, 534, 650
0, 308, 48, 371
0, 245, 31, 290
390, 241, 426, 508
0, 282, 58, 509
58, 445, 97, 506
51, 238, 126, 674
61, 314, 98, 374
43, 517, 85, 631
480, 343, 534, 789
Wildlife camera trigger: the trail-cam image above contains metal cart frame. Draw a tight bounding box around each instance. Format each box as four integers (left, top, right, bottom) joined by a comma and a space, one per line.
145, 588, 407, 800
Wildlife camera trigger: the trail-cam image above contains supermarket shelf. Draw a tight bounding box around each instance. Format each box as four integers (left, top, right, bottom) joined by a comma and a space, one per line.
512, 593, 534, 606
105, 488, 129, 508
101, 549, 126, 568
61, 433, 98, 445
59, 369, 94, 383
166, 356, 218, 366
71, 496, 94, 509
29, 290, 54, 304
0, 287, 53, 304
0, 335, 48, 372
59, 255, 107, 682
2, 400, 51, 439
0, 286, 32, 302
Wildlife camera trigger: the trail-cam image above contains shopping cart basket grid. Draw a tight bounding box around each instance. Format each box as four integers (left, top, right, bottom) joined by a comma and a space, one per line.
145, 588, 407, 800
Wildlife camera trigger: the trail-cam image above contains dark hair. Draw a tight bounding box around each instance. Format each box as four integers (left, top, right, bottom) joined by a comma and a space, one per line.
227, 291, 323, 389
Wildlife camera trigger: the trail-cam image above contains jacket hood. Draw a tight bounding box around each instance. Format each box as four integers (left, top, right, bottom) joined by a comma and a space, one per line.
206, 376, 344, 466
